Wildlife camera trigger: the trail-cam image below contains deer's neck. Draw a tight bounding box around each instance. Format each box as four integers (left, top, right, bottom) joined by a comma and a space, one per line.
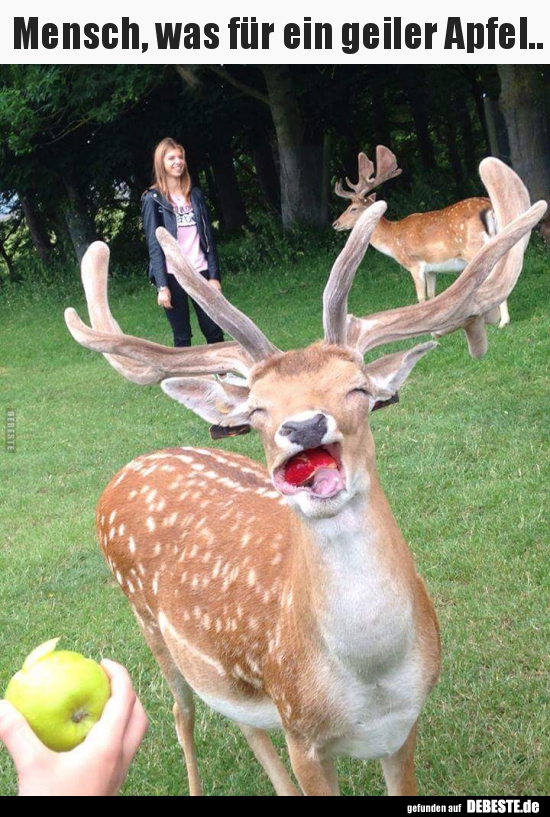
370, 217, 400, 258
288, 473, 417, 671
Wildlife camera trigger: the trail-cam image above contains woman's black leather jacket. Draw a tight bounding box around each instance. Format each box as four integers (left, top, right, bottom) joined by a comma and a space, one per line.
141, 186, 220, 289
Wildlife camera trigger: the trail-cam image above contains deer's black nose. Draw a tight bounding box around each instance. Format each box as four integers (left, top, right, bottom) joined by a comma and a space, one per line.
279, 414, 328, 449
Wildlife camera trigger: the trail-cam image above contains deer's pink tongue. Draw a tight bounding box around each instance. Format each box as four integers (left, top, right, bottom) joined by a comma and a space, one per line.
310, 467, 344, 498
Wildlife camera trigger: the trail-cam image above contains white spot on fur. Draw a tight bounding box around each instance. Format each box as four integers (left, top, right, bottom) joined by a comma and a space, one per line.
159, 610, 226, 676
232, 664, 263, 689
176, 454, 194, 464
163, 512, 178, 527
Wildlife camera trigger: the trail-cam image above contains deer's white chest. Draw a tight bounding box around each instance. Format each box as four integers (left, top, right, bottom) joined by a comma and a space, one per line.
424, 257, 468, 274
312, 511, 426, 758
326, 653, 424, 759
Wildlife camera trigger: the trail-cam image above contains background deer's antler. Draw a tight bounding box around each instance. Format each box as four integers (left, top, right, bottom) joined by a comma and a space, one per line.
335, 146, 402, 200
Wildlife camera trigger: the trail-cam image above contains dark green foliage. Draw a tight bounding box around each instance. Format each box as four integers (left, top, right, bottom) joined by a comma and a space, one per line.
218, 213, 342, 274
2, 64, 537, 276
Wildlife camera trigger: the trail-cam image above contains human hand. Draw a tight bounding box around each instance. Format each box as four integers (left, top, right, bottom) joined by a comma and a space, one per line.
208, 279, 222, 293
0, 659, 148, 797
157, 287, 172, 309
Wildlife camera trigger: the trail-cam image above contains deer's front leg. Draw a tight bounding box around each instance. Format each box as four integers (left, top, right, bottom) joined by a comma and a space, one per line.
498, 299, 510, 328
380, 721, 418, 796
238, 724, 301, 796
286, 736, 340, 796
426, 271, 438, 300
408, 264, 427, 302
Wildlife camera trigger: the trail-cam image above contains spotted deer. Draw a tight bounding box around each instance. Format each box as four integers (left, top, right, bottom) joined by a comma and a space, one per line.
65, 158, 544, 796
333, 146, 512, 328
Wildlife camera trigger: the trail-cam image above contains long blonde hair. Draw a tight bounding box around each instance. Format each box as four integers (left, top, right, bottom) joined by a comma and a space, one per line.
152, 137, 192, 200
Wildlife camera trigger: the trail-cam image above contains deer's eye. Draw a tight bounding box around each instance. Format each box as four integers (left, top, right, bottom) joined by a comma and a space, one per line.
346, 387, 371, 400
248, 407, 267, 421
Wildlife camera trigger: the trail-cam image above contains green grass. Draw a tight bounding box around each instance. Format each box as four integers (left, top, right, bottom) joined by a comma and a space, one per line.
1, 237, 549, 796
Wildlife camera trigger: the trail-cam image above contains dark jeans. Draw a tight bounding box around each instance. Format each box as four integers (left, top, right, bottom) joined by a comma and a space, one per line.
164, 271, 224, 347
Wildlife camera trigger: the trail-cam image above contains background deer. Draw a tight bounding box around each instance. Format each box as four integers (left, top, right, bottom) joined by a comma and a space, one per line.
65, 158, 544, 796
333, 146, 511, 328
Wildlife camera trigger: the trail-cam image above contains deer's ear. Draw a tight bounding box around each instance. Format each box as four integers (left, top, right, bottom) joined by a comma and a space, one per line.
161, 377, 251, 427
364, 342, 437, 406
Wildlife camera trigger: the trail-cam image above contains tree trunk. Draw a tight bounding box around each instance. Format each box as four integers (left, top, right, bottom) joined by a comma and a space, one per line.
402, 69, 437, 171
371, 74, 393, 150
342, 130, 361, 188
48, 208, 74, 260
201, 164, 222, 224
321, 133, 332, 224
251, 138, 281, 214
0, 235, 20, 282
455, 90, 477, 176
209, 136, 248, 231
462, 67, 492, 154
261, 66, 326, 230
483, 97, 510, 162
443, 118, 464, 196
498, 65, 550, 204
20, 195, 53, 263
62, 174, 96, 262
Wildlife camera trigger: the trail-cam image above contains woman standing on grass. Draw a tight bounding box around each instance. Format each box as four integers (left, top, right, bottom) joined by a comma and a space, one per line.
141, 137, 224, 347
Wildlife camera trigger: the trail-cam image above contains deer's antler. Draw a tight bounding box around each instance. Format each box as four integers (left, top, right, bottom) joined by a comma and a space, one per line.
335, 146, 402, 201
323, 201, 388, 345
156, 228, 281, 364
65, 243, 256, 382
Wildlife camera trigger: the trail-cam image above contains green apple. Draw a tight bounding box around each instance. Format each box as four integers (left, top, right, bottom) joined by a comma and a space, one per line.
4, 638, 111, 753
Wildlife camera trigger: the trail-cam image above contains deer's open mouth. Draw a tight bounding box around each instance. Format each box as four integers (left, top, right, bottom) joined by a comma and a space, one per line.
273, 444, 345, 499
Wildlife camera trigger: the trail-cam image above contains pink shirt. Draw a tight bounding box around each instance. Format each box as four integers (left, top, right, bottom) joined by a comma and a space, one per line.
167, 194, 208, 276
